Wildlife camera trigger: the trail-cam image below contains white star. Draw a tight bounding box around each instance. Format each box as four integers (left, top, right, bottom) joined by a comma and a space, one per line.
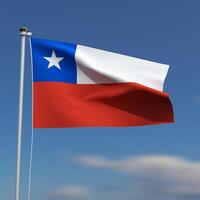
44, 50, 64, 70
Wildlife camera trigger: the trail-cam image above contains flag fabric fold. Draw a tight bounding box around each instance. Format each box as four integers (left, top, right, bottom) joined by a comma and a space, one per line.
31, 38, 174, 128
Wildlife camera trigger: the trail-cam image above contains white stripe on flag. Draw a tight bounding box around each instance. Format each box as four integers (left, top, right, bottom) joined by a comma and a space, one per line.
75, 45, 169, 91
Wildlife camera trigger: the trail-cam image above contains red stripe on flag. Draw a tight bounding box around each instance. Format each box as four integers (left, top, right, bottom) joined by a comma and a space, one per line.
33, 82, 174, 128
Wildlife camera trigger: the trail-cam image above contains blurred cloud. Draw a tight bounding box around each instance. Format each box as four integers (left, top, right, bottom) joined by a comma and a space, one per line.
72, 155, 200, 199
49, 185, 91, 200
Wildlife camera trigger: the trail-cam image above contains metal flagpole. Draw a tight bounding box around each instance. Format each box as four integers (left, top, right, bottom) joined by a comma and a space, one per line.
15, 27, 32, 200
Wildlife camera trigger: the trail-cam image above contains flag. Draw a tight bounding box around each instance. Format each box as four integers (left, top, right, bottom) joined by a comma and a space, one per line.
31, 38, 174, 128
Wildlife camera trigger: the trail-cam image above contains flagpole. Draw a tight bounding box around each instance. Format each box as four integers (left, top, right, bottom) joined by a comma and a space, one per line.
15, 27, 32, 200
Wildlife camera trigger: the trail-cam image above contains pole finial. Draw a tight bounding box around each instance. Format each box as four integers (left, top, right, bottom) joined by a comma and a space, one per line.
19, 27, 29, 32
19, 27, 32, 36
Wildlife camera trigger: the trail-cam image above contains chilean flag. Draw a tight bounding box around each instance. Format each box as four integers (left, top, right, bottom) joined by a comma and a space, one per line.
31, 38, 174, 128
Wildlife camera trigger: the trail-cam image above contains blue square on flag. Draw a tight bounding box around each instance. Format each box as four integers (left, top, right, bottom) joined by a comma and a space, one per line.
31, 38, 77, 83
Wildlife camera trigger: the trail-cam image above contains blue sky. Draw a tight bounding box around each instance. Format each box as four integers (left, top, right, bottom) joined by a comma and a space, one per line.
0, 0, 200, 200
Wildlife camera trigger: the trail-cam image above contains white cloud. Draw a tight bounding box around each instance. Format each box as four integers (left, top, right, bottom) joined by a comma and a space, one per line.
72, 155, 112, 168
51, 185, 91, 199
72, 155, 200, 198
